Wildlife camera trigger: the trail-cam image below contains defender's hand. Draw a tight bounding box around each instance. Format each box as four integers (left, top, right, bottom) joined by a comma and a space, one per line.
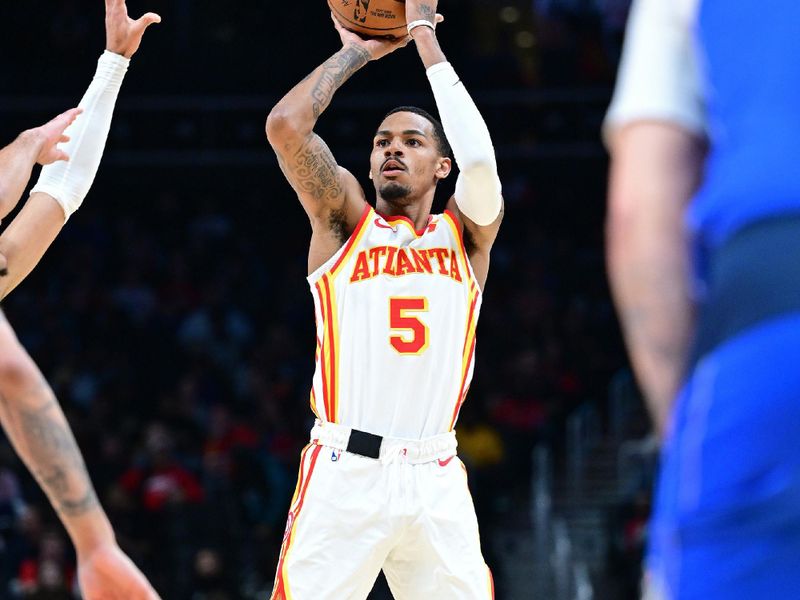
105, 0, 161, 59
26, 108, 83, 165
331, 13, 411, 61
78, 542, 161, 600
406, 0, 440, 27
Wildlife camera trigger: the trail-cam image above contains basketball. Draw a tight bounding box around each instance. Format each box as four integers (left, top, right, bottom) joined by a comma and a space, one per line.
328, 0, 407, 39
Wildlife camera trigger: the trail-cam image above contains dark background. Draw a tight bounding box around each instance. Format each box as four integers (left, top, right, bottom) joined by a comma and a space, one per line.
0, 1, 650, 598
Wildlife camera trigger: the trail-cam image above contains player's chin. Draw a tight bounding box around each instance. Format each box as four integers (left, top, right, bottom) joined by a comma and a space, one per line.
379, 181, 413, 202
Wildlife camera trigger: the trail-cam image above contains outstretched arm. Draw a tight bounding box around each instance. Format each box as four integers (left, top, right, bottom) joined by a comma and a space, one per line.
0, 0, 159, 299
406, 0, 503, 289
0, 312, 160, 599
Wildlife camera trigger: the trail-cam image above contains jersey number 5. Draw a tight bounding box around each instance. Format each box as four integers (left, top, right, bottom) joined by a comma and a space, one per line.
389, 297, 429, 355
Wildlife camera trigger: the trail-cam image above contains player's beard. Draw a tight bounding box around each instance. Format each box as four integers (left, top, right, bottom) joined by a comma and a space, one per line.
380, 181, 413, 203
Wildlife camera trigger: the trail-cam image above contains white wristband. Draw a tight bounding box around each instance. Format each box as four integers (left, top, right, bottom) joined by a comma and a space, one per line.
31, 51, 129, 221
407, 19, 435, 35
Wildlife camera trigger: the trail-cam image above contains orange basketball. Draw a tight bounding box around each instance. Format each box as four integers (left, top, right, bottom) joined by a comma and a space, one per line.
328, 0, 407, 39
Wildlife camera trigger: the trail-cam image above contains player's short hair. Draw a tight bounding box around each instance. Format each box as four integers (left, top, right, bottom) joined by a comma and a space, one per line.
382, 106, 453, 159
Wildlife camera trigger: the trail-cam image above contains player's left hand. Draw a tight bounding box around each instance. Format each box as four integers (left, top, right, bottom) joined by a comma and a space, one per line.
78, 542, 161, 600
406, 0, 440, 27
27, 108, 83, 165
105, 0, 161, 59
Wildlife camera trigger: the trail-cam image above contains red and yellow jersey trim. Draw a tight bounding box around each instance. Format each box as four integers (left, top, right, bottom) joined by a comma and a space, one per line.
314, 273, 341, 423
449, 279, 480, 430
329, 202, 373, 279
271, 443, 323, 600
383, 213, 434, 238
309, 205, 368, 422
442, 209, 476, 290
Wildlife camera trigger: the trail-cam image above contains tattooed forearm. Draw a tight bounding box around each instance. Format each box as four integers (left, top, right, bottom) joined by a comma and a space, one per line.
0, 382, 99, 518
311, 45, 371, 118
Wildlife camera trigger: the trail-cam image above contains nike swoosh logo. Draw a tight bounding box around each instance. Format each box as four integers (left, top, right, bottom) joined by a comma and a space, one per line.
437, 456, 455, 467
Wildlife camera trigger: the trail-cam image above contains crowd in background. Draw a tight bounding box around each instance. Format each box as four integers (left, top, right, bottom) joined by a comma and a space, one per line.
0, 0, 637, 597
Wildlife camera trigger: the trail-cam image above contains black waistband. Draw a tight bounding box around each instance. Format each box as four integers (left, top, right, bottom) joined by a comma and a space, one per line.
692, 216, 800, 363
346, 429, 383, 459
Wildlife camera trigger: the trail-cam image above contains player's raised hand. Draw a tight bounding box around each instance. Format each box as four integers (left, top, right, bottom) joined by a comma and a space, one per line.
28, 108, 83, 165
78, 542, 161, 600
331, 13, 412, 61
105, 0, 161, 58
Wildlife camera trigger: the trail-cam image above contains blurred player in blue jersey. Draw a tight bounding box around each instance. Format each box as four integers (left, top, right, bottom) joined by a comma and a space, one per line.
605, 0, 800, 598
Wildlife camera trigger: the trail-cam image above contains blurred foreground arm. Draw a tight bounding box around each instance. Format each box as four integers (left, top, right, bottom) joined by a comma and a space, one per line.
606, 124, 704, 435
604, 0, 706, 435
0, 313, 160, 599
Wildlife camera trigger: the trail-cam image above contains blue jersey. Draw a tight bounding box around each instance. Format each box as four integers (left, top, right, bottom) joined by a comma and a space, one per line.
606, 0, 800, 248
691, 1, 800, 247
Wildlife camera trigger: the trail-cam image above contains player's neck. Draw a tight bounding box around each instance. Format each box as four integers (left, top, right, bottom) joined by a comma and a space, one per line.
375, 196, 434, 230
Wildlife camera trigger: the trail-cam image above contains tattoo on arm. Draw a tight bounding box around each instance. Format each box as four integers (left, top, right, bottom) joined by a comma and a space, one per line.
281, 134, 345, 207
419, 4, 436, 21
310, 45, 371, 119
0, 382, 99, 518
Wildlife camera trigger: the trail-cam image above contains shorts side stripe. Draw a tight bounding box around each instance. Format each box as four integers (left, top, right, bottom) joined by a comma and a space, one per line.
271, 444, 323, 600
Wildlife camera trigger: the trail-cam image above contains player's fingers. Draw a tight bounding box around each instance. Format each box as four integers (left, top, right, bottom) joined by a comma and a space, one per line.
58, 107, 83, 123
55, 151, 70, 163
59, 135, 71, 144
330, 12, 347, 33
135, 12, 161, 30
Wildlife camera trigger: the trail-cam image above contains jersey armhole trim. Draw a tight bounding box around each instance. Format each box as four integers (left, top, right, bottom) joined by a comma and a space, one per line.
443, 209, 478, 291
330, 202, 372, 277
308, 203, 373, 283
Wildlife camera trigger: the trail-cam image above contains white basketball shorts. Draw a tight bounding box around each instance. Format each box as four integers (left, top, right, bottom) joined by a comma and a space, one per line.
270, 420, 495, 600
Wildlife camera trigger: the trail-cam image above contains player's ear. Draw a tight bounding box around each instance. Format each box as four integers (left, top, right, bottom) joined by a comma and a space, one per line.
435, 157, 452, 181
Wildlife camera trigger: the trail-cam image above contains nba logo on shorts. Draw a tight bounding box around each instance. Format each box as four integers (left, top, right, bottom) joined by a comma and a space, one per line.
331, 449, 341, 462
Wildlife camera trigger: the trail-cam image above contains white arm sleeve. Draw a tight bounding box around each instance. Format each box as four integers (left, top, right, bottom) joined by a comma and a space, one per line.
426, 62, 502, 227
604, 0, 706, 142
31, 51, 129, 221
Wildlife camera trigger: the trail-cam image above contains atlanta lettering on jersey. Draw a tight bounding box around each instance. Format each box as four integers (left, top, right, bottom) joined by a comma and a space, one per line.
350, 246, 462, 283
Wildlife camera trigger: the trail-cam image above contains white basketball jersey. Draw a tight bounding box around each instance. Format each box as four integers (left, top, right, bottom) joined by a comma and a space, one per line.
307, 204, 482, 440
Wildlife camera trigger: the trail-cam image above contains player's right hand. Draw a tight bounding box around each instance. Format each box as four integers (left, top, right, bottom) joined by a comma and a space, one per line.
27, 108, 83, 166
78, 542, 161, 600
331, 12, 412, 61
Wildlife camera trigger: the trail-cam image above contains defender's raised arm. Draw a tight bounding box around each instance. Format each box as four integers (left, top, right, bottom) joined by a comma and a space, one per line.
0, 0, 159, 299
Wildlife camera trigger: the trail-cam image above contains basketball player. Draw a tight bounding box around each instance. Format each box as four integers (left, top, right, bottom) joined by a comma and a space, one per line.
265, 0, 503, 597
606, 0, 800, 597
0, 1, 160, 597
